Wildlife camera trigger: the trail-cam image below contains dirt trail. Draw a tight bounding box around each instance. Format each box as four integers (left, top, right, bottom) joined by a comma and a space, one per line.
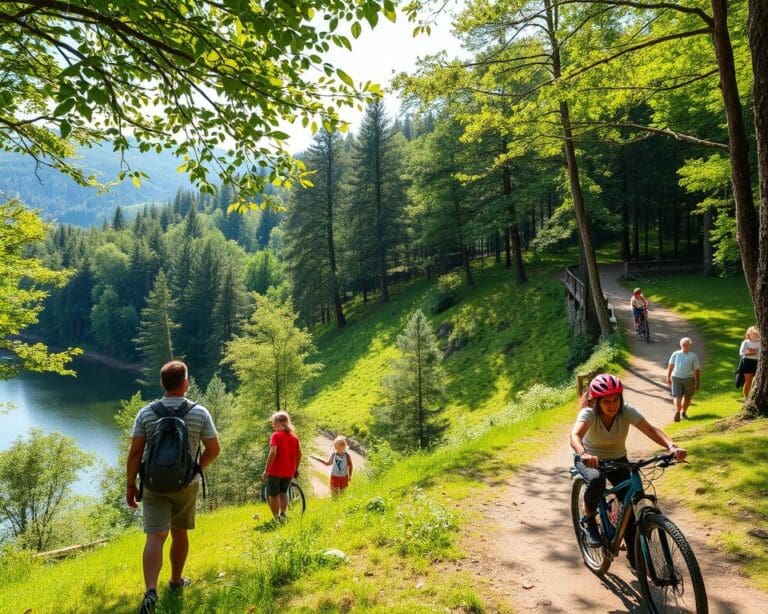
307, 435, 365, 498
461, 264, 768, 613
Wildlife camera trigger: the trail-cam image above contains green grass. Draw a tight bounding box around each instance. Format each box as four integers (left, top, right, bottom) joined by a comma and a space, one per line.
0, 384, 588, 614
7, 265, 765, 611
303, 260, 572, 439
621, 273, 768, 590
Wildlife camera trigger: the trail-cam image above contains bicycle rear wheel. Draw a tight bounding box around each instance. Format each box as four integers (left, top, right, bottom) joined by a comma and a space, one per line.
570, 476, 611, 575
642, 317, 651, 343
635, 512, 708, 613
288, 481, 306, 514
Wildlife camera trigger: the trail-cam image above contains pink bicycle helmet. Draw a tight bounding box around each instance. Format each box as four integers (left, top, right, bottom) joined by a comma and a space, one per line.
589, 373, 623, 398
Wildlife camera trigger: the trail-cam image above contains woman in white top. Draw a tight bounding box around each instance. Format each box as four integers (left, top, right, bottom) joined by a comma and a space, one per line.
738, 325, 761, 399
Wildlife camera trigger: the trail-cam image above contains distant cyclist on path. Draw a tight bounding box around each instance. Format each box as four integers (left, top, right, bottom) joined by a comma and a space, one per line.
630, 287, 649, 332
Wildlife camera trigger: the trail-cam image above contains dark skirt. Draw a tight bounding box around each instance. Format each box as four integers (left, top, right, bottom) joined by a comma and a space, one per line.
740, 357, 758, 375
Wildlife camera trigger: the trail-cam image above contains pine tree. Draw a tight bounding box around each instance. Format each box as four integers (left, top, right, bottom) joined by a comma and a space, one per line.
184, 202, 202, 239
372, 310, 446, 451
345, 100, 407, 302
177, 238, 221, 380
112, 205, 126, 231
223, 294, 321, 415
284, 129, 347, 326
210, 262, 248, 375
134, 270, 179, 388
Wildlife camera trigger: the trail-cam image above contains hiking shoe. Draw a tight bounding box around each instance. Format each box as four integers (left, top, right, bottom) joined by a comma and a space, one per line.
681, 412, 689, 419
673, 412, 681, 422
584, 517, 602, 547
278, 512, 288, 523
139, 589, 157, 614
169, 577, 191, 591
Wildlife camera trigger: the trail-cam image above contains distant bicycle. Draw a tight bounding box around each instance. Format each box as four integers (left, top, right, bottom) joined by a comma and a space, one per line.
636, 307, 651, 343
259, 480, 306, 514
570, 453, 707, 613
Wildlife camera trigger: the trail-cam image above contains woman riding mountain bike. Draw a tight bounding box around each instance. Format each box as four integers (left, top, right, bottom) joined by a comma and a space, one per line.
570, 374, 686, 568
631, 288, 651, 342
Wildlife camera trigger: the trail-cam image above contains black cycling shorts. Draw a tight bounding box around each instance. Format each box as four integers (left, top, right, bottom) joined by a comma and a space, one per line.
265, 476, 291, 497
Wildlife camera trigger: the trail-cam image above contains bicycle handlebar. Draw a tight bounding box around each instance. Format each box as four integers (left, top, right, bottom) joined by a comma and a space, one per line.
597, 453, 676, 471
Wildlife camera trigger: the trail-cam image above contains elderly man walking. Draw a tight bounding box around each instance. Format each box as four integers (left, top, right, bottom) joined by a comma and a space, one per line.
666, 337, 701, 421
126, 360, 220, 613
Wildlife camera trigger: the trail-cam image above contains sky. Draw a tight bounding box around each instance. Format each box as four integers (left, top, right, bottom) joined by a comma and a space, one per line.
283, 6, 462, 153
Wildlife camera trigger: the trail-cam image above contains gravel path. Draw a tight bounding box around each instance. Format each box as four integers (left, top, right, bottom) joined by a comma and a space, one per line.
460, 264, 768, 613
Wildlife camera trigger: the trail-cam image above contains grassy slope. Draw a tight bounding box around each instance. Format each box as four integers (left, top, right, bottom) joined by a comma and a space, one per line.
0, 260, 583, 614
9, 266, 766, 612
0, 395, 588, 614
622, 274, 768, 589
303, 260, 571, 439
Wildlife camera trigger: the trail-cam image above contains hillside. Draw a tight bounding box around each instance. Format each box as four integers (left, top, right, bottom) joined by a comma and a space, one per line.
0, 259, 590, 613
5, 266, 766, 613
0, 144, 191, 226
302, 261, 573, 440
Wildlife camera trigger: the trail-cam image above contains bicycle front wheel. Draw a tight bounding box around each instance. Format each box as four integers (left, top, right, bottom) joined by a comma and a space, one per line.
643, 318, 651, 343
288, 481, 306, 514
635, 513, 708, 613
570, 476, 610, 575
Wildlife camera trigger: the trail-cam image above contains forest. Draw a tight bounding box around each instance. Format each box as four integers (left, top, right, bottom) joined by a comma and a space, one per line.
2, 1, 768, 604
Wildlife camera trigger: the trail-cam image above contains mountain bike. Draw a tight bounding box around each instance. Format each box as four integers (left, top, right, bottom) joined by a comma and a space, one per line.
570, 454, 708, 613
636, 307, 651, 343
259, 480, 306, 514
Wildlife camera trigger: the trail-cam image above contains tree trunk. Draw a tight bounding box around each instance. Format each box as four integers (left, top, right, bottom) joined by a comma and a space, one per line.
621, 150, 631, 261
494, 230, 501, 263
504, 226, 512, 269
745, 0, 768, 417
710, 0, 759, 299
657, 200, 663, 260
459, 240, 474, 286
323, 133, 346, 327
632, 199, 639, 259
510, 221, 527, 285
502, 163, 527, 284
702, 207, 715, 276
544, 0, 611, 336
644, 211, 649, 259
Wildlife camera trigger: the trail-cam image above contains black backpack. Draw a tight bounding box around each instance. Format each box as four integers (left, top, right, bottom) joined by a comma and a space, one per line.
138, 400, 202, 497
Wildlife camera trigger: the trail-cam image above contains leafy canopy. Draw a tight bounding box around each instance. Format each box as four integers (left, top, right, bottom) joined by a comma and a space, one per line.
0, 199, 81, 378
0, 0, 397, 203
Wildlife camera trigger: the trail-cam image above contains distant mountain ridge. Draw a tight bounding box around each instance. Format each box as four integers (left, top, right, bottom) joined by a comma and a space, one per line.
0, 142, 191, 226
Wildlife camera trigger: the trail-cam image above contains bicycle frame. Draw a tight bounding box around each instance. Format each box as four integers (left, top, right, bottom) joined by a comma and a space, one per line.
598, 467, 658, 558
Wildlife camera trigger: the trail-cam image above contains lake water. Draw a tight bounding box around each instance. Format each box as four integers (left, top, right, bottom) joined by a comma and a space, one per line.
0, 358, 144, 496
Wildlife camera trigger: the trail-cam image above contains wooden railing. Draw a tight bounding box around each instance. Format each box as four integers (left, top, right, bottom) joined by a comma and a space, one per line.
563, 265, 585, 304
624, 258, 703, 277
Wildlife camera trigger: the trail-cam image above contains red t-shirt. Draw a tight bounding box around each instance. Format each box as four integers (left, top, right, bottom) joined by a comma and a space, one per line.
268, 430, 301, 478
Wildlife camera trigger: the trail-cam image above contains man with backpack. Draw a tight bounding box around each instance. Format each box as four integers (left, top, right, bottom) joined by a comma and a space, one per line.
126, 360, 220, 614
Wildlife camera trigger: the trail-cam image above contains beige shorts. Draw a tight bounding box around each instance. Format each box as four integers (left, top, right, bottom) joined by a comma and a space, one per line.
142, 483, 199, 534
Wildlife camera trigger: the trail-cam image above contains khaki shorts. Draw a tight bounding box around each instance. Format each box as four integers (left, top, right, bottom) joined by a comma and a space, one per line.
142, 483, 199, 534
671, 377, 696, 399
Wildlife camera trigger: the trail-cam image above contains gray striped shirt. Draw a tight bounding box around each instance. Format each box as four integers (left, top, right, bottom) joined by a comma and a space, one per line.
131, 396, 218, 483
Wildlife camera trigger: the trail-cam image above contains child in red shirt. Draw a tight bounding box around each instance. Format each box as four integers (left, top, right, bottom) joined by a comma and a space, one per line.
261, 411, 301, 522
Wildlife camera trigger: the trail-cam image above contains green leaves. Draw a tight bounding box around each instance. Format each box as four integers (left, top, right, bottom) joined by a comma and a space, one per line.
0, 0, 392, 200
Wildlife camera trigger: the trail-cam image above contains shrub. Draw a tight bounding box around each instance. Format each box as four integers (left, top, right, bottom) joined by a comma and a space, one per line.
566, 333, 595, 371
394, 491, 457, 558
428, 272, 463, 313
